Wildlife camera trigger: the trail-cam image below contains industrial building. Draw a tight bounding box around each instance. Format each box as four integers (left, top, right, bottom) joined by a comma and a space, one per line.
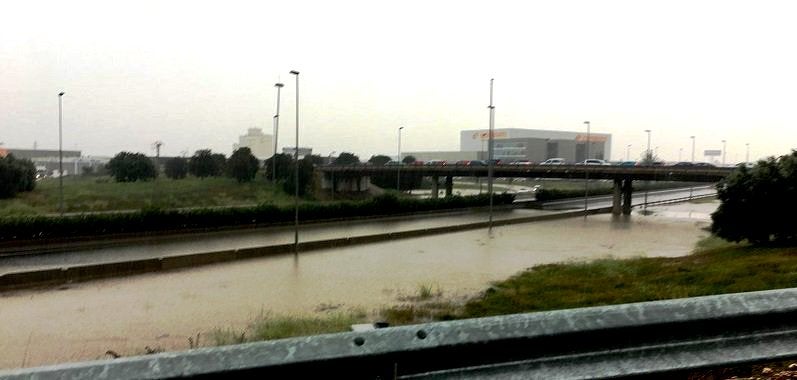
403, 128, 612, 164
460, 128, 612, 163
0, 148, 107, 176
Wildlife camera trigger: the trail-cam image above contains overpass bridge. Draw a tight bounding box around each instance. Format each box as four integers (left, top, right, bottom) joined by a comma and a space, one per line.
317, 165, 734, 215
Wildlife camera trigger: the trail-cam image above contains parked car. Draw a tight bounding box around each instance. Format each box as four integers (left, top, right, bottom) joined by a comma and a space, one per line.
670, 162, 694, 167
424, 160, 448, 166
616, 161, 637, 167
693, 162, 716, 168
578, 159, 610, 166
468, 160, 487, 166
454, 160, 471, 166
508, 160, 533, 166
540, 158, 567, 165
384, 160, 404, 166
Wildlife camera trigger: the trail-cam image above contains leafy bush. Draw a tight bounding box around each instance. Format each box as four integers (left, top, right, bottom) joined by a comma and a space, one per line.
227, 148, 259, 183
283, 157, 316, 196
0, 193, 515, 242
264, 153, 293, 181
0, 154, 37, 198
164, 157, 189, 179
712, 151, 797, 244
106, 152, 157, 182
189, 149, 225, 178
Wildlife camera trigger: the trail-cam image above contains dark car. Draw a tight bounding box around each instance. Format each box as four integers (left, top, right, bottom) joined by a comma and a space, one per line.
693, 162, 716, 168
670, 162, 694, 167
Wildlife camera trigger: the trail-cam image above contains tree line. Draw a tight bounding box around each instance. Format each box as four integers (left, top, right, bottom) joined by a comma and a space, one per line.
0, 154, 36, 199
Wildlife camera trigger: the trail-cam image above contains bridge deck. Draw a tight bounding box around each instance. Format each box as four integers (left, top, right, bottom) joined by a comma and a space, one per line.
318, 165, 734, 182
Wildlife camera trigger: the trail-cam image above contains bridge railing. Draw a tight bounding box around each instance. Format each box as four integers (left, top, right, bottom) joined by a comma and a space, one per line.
317, 164, 735, 182
4, 288, 797, 379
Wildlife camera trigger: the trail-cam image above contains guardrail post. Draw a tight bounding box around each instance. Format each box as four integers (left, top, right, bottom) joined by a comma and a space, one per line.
445, 176, 453, 198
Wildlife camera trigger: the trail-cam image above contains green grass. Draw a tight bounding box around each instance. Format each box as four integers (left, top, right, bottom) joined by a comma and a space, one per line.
211, 311, 367, 346
0, 176, 296, 214
460, 240, 797, 318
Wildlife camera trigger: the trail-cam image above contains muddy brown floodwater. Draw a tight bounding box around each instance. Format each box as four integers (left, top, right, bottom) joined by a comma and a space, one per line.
0, 201, 717, 370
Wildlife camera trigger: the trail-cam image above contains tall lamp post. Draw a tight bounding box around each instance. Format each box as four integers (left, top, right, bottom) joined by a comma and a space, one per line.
722, 139, 727, 166
272, 82, 284, 183
746, 143, 750, 164
487, 79, 495, 230
58, 92, 65, 216
626, 144, 631, 161
583, 121, 590, 213
643, 129, 651, 211
397, 126, 404, 191
328, 151, 336, 200
289, 70, 300, 254
690, 136, 695, 163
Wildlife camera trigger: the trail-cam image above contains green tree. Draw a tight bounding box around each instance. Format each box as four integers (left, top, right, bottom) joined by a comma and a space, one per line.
638, 151, 660, 166
264, 153, 293, 180
0, 154, 36, 198
368, 155, 391, 166
402, 155, 416, 164
333, 152, 360, 165
711, 151, 797, 244
164, 157, 189, 179
106, 152, 157, 182
283, 157, 315, 196
189, 149, 225, 178
227, 148, 260, 182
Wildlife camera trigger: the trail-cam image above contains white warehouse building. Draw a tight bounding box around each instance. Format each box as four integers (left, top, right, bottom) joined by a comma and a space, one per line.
460, 128, 612, 163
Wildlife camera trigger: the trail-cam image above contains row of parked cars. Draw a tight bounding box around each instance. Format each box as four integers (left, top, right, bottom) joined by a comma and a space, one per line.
384, 159, 719, 167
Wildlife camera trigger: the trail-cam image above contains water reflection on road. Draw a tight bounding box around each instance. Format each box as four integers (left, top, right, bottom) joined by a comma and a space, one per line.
0, 201, 717, 369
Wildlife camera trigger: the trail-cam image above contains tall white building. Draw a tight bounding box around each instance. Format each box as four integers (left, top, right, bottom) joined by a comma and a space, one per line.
233, 128, 273, 159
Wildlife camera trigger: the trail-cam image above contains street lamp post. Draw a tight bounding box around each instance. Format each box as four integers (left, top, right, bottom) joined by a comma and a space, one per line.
626, 144, 631, 161
397, 126, 404, 191
746, 143, 750, 164
58, 92, 65, 216
689, 136, 696, 199
328, 151, 336, 200
583, 121, 590, 213
289, 70, 300, 254
722, 140, 727, 166
487, 79, 495, 230
679, 148, 683, 161
643, 129, 651, 211
272, 83, 284, 183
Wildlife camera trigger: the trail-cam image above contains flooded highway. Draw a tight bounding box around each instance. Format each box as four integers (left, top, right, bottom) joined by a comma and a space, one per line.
0, 186, 715, 273
0, 200, 718, 369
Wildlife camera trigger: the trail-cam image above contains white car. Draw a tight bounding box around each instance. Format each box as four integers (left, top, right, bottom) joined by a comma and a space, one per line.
580, 159, 610, 166
540, 158, 567, 165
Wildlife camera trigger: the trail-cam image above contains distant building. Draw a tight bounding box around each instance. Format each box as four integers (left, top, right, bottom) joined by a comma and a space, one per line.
233, 128, 273, 159
2, 148, 107, 176
282, 147, 313, 159
460, 128, 612, 163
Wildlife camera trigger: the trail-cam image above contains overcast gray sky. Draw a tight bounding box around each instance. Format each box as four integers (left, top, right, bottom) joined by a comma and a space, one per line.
2, 0, 796, 162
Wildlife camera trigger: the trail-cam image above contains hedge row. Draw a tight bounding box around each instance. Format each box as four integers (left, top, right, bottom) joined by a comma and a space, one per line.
0, 193, 515, 242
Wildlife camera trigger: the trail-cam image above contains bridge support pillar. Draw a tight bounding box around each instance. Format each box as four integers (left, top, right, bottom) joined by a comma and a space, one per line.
431, 176, 439, 199
445, 176, 453, 197
612, 179, 622, 215
622, 178, 633, 215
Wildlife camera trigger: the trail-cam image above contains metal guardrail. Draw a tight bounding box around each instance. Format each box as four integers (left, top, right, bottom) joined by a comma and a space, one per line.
4, 288, 797, 379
